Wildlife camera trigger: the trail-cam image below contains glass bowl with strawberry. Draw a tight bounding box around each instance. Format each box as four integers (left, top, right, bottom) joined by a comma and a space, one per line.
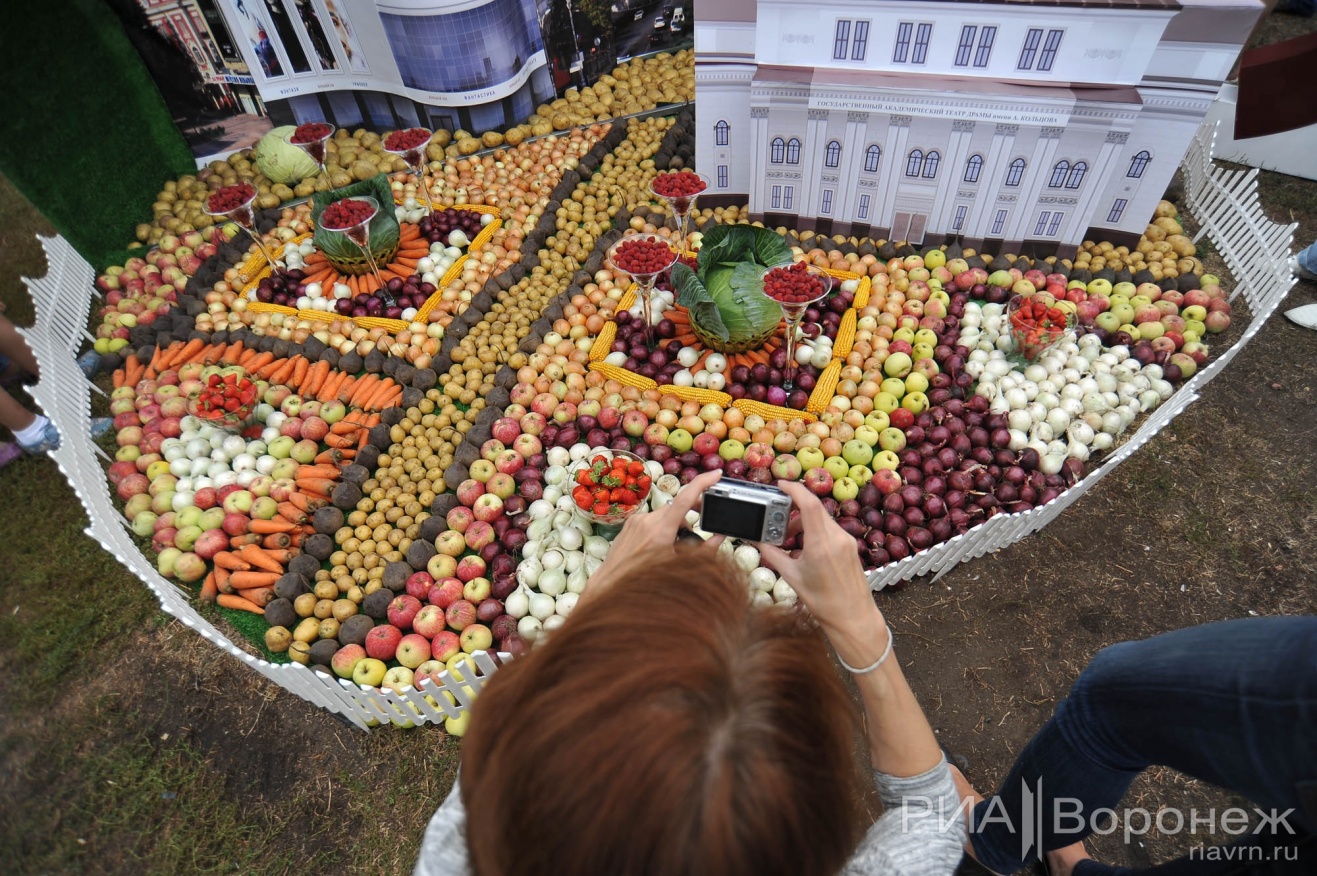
1006, 294, 1077, 361
568, 449, 653, 532
187, 369, 260, 432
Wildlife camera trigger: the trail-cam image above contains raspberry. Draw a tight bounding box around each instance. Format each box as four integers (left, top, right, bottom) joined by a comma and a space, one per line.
289, 122, 333, 144
206, 183, 256, 215
612, 237, 675, 275
321, 198, 376, 230
384, 128, 431, 152
763, 262, 827, 303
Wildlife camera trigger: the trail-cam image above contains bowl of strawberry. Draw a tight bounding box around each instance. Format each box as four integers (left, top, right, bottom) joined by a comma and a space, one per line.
606, 233, 677, 278
569, 449, 653, 528
760, 261, 832, 308
188, 371, 259, 431
205, 182, 257, 218
650, 170, 708, 213
1006, 294, 1076, 360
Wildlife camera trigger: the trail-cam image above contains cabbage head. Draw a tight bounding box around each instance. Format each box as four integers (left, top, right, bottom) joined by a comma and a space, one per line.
252, 126, 319, 184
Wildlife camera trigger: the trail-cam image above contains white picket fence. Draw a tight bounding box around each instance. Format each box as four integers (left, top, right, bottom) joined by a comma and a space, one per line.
20, 121, 1297, 728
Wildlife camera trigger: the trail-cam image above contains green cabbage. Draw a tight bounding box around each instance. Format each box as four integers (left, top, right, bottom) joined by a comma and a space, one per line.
670, 224, 792, 343
252, 125, 319, 184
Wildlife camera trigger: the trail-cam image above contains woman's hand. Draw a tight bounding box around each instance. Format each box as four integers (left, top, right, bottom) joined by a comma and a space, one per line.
582, 470, 724, 602
757, 480, 885, 645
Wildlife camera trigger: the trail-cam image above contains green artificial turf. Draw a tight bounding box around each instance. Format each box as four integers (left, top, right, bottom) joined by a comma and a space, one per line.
0, 0, 194, 270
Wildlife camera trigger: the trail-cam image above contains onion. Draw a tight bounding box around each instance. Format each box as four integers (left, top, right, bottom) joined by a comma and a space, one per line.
505, 587, 531, 619
1039, 452, 1066, 475
518, 615, 543, 643
529, 592, 556, 620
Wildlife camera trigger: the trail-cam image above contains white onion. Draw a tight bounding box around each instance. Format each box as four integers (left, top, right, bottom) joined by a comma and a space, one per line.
1068, 422, 1095, 445
528, 499, 554, 519
1008, 429, 1029, 451
1031, 422, 1054, 443
557, 527, 583, 552
985, 359, 1013, 378
542, 485, 563, 506
1035, 391, 1059, 411
772, 578, 797, 604
563, 551, 584, 574
517, 557, 543, 585
1024, 364, 1049, 383
749, 567, 776, 592
1046, 408, 1071, 433
1008, 409, 1033, 432
1067, 440, 1091, 462
1082, 393, 1108, 413
584, 535, 610, 559
1040, 452, 1066, 475
546, 446, 571, 467
990, 395, 1011, 415
541, 549, 565, 570
555, 592, 579, 617
567, 567, 589, 594
527, 516, 552, 542
1091, 432, 1114, 451
529, 592, 556, 620
538, 568, 567, 597
751, 591, 774, 608
1004, 388, 1028, 410
544, 465, 568, 485
1139, 390, 1162, 411
517, 615, 543, 642
505, 587, 530, 618
568, 444, 590, 463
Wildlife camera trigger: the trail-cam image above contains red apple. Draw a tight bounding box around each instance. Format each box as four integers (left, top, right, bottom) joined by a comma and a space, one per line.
406, 570, 435, 600
428, 577, 464, 609
365, 624, 403, 661
387, 594, 423, 631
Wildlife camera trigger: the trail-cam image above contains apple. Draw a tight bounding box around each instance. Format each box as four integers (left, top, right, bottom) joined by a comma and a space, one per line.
456, 555, 487, 583
643, 423, 669, 446
463, 576, 492, 602
427, 553, 458, 580
494, 449, 524, 475
366, 624, 404, 661
841, 439, 874, 467
383, 666, 416, 694
666, 428, 694, 453
464, 519, 496, 551
460, 623, 494, 654
430, 630, 461, 663
428, 577, 465, 608
406, 571, 436, 601
871, 467, 902, 495
469, 458, 496, 483
692, 432, 720, 458
446, 505, 475, 534
456, 478, 485, 507
413, 604, 447, 638
446, 599, 477, 631
622, 410, 649, 438
396, 633, 432, 669
472, 493, 505, 523
796, 447, 825, 471
353, 657, 388, 688
387, 595, 423, 630
821, 455, 850, 482
485, 473, 516, 501
854, 425, 881, 447
221, 489, 253, 514
512, 433, 541, 459
803, 467, 833, 496
332, 644, 367, 679
770, 454, 802, 481
744, 442, 775, 469
491, 417, 521, 444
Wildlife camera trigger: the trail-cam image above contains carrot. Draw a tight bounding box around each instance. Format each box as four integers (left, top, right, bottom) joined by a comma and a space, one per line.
213, 551, 252, 571
349, 375, 379, 408
237, 347, 260, 368
267, 357, 297, 386
112, 368, 125, 389
262, 548, 299, 566
149, 343, 173, 374
221, 341, 244, 366
228, 532, 263, 548
667, 308, 690, 325
325, 432, 358, 449
214, 565, 232, 595
229, 570, 281, 589
217, 593, 265, 614
317, 369, 348, 403
238, 543, 286, 573
240, 587, 276, 607
399, 223, 420, 241
303, 360, 330, 398
304, 250, 328, 265
291, 356, 310, 390
286, 490, 325, 514
313, 447, 350, 467
394, 256, 420, 269
246, 351, 275, 376
360, 273, 379, 295
347, 274, 360, 297
249, 518, 299, 535
277, 502, 307, 525
336, 375, 359, 405
170, 338, 206, 368
261, 532, 293, 550
199, 570, 219, 603
330, 420, 361, 435
373, 387, 403, 412
295, 476, 338, 496
297, 464, 343, 480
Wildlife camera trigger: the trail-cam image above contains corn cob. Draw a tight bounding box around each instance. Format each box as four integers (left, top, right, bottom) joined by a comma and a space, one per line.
832, 309, 857, 360
237, 250, 269, 283
589, 322, 618, 362
733, 399, 817, 424
617, 284, 638, 311
588, 361, 657, 390
656, 385, 733, 407
806, 360, 842, 414
853, 276, 872, 309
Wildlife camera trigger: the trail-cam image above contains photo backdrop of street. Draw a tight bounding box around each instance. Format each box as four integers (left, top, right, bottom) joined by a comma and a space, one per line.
113, 0, 692, 163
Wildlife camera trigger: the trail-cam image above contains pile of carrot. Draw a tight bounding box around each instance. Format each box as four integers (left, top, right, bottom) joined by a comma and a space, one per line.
298, 222, 431, 297
141, 341, 400, 422
664, 307, 787, 373
199, 463, 344, 614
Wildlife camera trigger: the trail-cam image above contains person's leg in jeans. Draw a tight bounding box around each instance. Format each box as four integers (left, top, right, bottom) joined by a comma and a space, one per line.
1295, 240, 1317, 280
967, 617, 1317, 875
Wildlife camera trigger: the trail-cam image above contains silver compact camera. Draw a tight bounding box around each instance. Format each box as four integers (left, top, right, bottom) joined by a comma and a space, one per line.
699, 479, 793, 545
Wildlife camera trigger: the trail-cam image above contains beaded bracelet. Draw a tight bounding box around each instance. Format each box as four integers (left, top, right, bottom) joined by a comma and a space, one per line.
835, 623, 894, 675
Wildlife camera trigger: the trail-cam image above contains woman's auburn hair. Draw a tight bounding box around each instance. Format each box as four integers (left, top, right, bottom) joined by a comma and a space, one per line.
460, 546, 866, 876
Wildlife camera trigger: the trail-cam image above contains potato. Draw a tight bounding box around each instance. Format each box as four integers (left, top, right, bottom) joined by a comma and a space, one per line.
1154, 199, 1178, 219
351, 159, 379, 181
1154, 216, 1183, 235
1167, 235, 1196, 257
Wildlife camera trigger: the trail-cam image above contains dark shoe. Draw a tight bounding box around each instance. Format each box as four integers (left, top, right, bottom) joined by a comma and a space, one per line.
1276, 0, 1315, 18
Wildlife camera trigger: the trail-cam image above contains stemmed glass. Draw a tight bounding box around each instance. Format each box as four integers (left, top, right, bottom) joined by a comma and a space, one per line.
384, 127, 436, 214
204, 183, 284, 273
288, 122, 336, 189
760, 263, 833, 391
648, 171, 708, 256
321, 196, 390, 300
606, 232, 677, 350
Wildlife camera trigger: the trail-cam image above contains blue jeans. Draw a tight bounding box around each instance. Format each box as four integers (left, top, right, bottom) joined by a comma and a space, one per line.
1297, 240, 1317, 275
970, 618, 1317, 875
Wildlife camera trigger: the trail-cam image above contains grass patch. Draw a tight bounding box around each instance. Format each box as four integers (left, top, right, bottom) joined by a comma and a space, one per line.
0, 694, 339, 874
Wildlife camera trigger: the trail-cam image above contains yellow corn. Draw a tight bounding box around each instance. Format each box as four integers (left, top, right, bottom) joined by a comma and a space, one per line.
589, 361, 657, 390
853, 276, 872, 309
589, 321, 617, 362
236, 249, 268, 282
733, 399, 817, 424
657, 385, 732, 407
806, 360, 842, 414
617, 283, 638, 311
833, 309, 857, 360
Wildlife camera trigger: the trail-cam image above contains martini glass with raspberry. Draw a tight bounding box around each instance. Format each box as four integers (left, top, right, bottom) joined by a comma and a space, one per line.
383, 127, 435, 214
649, 170, 708, 255
760, 262, 833, 391
288, 121, 336, 189
606, 232, 677, 350
320, 196, 390, 299
204, 182, 284, 272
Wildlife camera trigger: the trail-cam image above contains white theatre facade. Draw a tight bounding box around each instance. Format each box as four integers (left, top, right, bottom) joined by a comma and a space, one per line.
695, 0, 1262, 256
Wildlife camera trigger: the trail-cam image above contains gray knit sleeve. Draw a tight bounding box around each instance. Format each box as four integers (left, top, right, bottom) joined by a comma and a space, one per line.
841, 756, 968, 876
413, 775, 472, 876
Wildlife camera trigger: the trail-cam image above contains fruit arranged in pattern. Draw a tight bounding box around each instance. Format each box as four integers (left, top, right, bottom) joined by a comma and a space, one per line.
383, 128, 431, 153
610, 236, 676, 275
650, 170, 707, 198
572, 454, 652, 515
193, 372, 258, 418
763, 261, 827, 304
416, 208, 486, 246
320, 199, 376, 231
206, 183, 257, 215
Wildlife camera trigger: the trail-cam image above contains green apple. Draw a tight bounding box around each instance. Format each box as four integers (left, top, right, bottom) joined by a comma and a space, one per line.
1086, 279, 1112, 296
1095, 312, 1122, 333
903, 372, 929, 395
267, 435, 296, 459
1139, 320, 1164, 339
1129, 295, 1152, 311
271, 457, 300, 480
832, 476, 860, 502
924, 249, 946, 269
848, 465, 873, 485
854, 424, 881, 446
880, 378, 907, 398
667, 428, 694, 453
353, 657, 388, 688
1182, 304, 1208, 323
911, 343, 935, 363
892, 327, 916, 344
883, 352, 913, 378
872, 450, 900, 471
822, 455, 851, 482
901, 391, 929, 414
796, 447, 825, 471
841, 439, 874, 467
1110, 303, 1135, 325
864, 411, 890, 432
1112, 281, 1137, 298
878, 427, 907, 453
718, 439, 746, 461
913, 328, 939, 348
1120, 324, 1141, 340
872, 391, 900, 414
